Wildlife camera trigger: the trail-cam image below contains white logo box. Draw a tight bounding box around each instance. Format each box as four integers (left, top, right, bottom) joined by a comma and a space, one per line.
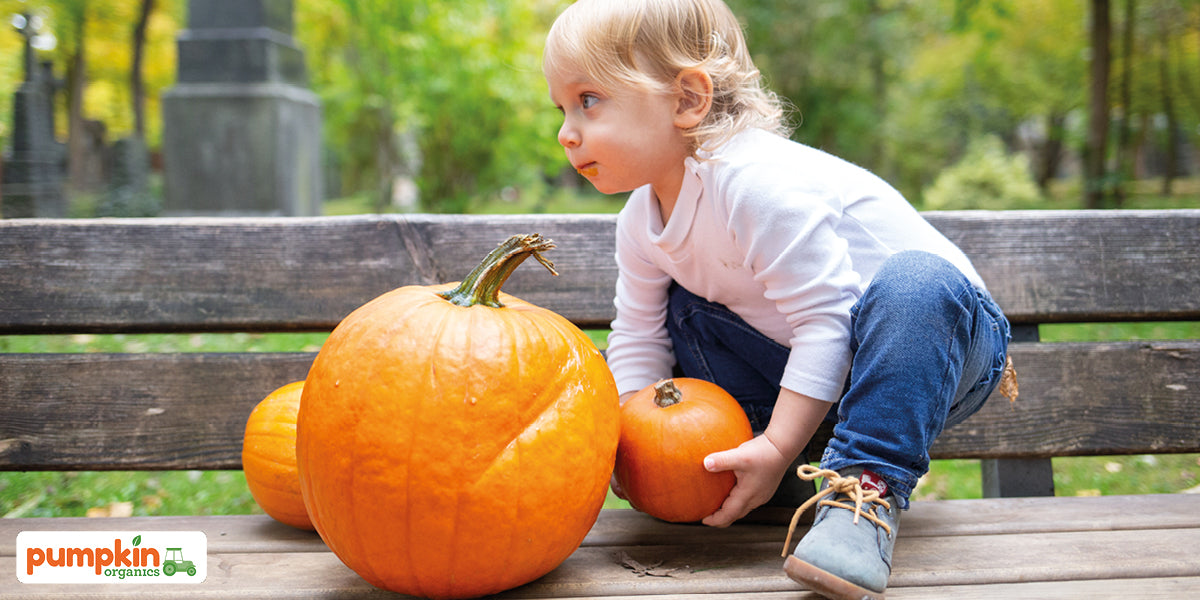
17, 531, 207, 584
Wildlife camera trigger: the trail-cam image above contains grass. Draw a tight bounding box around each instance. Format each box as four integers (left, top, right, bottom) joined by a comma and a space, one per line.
2, 471, 260, 519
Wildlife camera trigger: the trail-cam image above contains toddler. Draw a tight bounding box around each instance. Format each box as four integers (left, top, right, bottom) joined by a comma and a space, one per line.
544, 2, 1013, 599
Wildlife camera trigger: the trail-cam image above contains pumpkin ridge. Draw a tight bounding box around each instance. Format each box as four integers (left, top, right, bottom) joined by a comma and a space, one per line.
447, 308, 564, 489
459, 323, 599, 588
466, 356, 567, 488
401, 303, 460, 598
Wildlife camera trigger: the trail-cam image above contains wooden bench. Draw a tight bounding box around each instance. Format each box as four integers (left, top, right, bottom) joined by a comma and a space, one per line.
2, 209, 1199, 598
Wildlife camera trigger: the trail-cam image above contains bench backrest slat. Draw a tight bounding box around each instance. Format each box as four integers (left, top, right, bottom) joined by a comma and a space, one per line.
931, 210, 1200, 323
0, 214, 620, 333
3, 210, 1199, 335
3, 341, 1197, 470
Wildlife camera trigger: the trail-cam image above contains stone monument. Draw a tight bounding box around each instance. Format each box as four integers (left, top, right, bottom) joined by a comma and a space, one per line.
1, 14, 67, 218
162, 0, 322, 216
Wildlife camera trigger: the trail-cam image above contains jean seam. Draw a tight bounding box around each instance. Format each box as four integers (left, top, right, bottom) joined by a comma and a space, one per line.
932, 283, 975, 430
673, 304, 715, 382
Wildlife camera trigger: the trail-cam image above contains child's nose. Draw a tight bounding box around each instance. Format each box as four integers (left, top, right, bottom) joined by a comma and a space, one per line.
558, 121, 581, 148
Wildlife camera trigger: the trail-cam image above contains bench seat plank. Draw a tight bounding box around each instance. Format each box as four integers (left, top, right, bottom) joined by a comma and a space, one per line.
2, 495, 1197, 598
4, 494, 1197, 557
4, 534, 1198, 599
5, 340, 1197, 470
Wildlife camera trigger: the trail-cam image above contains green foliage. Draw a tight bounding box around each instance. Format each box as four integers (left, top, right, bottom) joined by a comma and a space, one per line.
921, 135, 1042, 210
3, 0, 1200, 212
731, 0, 920, 170
294, 0, 570, 213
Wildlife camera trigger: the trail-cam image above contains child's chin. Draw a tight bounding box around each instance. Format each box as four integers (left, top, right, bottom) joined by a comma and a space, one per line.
590, 180, 635, 196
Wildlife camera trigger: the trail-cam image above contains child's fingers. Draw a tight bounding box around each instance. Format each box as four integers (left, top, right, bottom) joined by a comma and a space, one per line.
703, 448, 741, 473
702, 497, 742, 528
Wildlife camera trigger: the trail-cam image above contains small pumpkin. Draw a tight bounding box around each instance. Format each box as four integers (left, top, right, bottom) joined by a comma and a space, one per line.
297, 234, 619, 600
242, 380, 314, 530
614, 378, 753, 523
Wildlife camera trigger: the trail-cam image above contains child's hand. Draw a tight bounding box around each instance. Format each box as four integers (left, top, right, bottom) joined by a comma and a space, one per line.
700, 434, 791, 527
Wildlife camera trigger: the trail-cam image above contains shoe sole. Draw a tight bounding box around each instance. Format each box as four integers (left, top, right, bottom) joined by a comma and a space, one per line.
784, 555, 885, 600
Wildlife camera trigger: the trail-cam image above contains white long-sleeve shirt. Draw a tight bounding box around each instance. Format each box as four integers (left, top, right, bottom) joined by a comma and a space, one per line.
606, 128, 984, 402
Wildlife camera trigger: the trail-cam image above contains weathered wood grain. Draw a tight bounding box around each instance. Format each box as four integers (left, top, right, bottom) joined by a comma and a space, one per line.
3, 495, 1197, 598
0, 353, 315, 470
3, 340, 1197, 470
925, 209, 1200, 323
2, 210, 1198, 334
2, 502, 1198, 598
934, 340, 1200, 459
8, 494, 1195, 557
3, 211, 1198, 599
0, 214, 618, 333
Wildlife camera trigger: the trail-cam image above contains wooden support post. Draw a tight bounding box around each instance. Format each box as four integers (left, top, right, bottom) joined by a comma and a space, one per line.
981, 324, 1056, 498
982, 457, 1056, 497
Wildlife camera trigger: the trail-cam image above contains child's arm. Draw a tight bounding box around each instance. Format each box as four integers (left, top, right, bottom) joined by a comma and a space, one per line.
700, 387, 829, 527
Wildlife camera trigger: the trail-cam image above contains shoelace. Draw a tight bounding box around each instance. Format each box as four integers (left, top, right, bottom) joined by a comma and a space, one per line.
781, 464, 893, 557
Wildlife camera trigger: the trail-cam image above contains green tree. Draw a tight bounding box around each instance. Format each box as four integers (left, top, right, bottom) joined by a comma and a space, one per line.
295, 0, 569, 213
887, 0, 1094, 204
732, 0, 919, 179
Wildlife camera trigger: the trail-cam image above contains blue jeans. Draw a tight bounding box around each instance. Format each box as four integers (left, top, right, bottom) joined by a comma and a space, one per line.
666, 250, 1011, 507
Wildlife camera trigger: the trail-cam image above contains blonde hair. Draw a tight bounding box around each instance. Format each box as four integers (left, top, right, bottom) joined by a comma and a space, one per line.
544, 0, 790, 152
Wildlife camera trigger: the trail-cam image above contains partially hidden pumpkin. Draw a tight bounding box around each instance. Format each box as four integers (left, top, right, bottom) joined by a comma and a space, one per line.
296, 234, 620, 600
242, 380, 315, 530
614, 378, 753, 523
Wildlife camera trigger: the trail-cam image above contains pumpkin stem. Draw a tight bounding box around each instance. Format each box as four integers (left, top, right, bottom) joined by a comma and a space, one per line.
653, 379, 683, 408
438, 233, 559, 308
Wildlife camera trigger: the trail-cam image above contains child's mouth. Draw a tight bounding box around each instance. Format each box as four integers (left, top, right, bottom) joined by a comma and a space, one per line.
576, 163, 599, 177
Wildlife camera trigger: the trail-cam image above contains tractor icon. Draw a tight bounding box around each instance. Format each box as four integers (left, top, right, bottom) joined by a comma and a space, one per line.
162, 547, 197, 576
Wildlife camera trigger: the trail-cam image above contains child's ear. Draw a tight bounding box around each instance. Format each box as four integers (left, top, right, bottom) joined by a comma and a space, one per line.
674, 68, 713, 129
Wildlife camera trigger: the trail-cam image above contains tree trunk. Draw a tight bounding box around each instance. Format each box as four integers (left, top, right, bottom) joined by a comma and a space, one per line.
1157, 10, 1178, 196
66, 16, 89, 191
131, 0, 155, 141
1084, 0, 1112, 209
867, 0, 887, 171
1036, 112, 1066, 192
1113, 0, 1135, 207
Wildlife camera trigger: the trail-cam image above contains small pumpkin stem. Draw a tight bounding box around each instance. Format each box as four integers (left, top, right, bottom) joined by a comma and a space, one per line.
438, 233, 559, 308
653, 379, 683, 408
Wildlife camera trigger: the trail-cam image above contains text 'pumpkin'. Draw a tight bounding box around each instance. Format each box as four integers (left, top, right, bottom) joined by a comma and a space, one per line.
297, 234, 620, 599
615, 378, 753, 523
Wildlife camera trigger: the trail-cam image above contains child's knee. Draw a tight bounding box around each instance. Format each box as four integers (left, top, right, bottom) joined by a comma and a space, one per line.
858, 251, 973, 322
877, 250, 958, 286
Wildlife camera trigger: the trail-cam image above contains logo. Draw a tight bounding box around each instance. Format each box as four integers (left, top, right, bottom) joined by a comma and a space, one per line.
17, 531, 207, 584
859, 470, 890, 497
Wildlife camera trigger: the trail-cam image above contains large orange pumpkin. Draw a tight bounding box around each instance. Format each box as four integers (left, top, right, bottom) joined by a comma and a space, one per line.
242, 380, 314, 530
297, 234, 620, 600
614, 378, 753, 523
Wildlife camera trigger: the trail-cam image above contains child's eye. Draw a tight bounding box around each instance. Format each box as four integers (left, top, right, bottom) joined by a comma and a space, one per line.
581, 94, 599, 109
